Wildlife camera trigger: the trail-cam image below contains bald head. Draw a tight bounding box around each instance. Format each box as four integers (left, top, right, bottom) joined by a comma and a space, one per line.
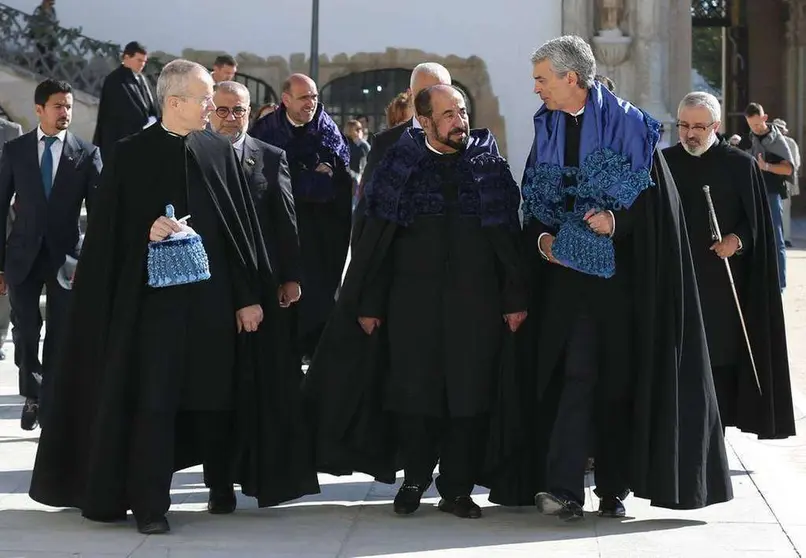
410, 62, 451, 96
414, 85, 469, 154
282, 73, 319, 125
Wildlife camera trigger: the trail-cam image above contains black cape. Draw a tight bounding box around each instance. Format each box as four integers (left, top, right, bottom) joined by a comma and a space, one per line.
514, 149, 733, 510
663, 140, 795, 439
29, 124, 319, 519
303, 130, 528, 503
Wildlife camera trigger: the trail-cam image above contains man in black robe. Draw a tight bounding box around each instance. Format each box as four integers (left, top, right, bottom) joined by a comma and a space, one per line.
93, 41, 160, 162
249, 74, 352, 361
520, 36, 732, 521
29, 59, 319, 535
664, 91, 795, 440
305, 85, 527, 519
352, 63, 452, 248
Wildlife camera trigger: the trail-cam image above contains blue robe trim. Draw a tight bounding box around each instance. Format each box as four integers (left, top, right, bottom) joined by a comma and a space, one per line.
364, 128, 520, 230
521, 82, 661, 278
249, 103, 350, 201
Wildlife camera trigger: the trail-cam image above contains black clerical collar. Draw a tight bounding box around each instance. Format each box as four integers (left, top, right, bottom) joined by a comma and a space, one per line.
160, 122, 188, 139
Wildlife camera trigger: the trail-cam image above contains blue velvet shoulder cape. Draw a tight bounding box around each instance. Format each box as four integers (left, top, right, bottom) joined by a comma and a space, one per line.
249, 103, 350, 201
521, 81, 661, 277
364, 128, 520, 230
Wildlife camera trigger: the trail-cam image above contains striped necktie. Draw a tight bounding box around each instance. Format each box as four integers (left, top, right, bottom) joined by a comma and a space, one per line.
41, 135, 57, 198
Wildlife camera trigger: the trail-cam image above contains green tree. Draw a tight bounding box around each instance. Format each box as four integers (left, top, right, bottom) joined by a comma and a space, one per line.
692, 27, 723, 93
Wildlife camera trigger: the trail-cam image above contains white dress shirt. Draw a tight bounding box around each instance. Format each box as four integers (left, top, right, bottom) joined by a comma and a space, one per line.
37, 126, 67, 182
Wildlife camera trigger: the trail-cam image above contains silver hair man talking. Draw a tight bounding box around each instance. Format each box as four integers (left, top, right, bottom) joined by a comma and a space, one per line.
29, 59, 319, 535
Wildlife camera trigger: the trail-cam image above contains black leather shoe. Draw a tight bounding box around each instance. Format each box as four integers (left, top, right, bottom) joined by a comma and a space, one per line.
135, 514, 170, 535
393, 481, 431, 515
208, 485, 237, 515
20, 398, 39, 431
598, 495, 626, 518
535, 491, 584, 521
438, 496, 482, 519
0, 348, 6, 361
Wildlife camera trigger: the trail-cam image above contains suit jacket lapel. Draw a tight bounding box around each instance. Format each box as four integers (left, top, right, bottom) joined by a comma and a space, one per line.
123, 69, 148, 117
51, 132, 80, 196
22, 131, 48, 205
242, 135, 260, 182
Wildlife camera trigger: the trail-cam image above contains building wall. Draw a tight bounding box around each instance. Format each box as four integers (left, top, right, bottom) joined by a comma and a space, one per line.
3, 0, 564, 180
747, 0, 788, 119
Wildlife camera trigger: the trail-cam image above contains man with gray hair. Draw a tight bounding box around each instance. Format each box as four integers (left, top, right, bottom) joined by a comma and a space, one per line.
29, 59, 319, 535
210, 81, 302, 309
519, 35, 731, 521
664, 91, 794, 442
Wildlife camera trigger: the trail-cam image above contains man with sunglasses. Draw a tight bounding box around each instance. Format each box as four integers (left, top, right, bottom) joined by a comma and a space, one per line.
663, 91, 794, 441
211, 81, 302, 310
29, 60, 319, 535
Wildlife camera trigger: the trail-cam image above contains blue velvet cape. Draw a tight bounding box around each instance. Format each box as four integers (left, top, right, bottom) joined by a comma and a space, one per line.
521, 82, 661, 277
249, 103, 350, 201
364, 128, 520, 230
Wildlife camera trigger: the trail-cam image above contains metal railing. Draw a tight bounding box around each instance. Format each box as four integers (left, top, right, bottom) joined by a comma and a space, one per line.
0, 2, 278, 111
0, 2, 120, 96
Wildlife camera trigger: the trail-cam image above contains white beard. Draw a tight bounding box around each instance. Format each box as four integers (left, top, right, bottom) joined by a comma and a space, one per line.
682, 131, 717, 157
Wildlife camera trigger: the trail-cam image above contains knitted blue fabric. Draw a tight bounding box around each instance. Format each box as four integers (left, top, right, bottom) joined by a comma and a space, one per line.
146, 204, 211, 288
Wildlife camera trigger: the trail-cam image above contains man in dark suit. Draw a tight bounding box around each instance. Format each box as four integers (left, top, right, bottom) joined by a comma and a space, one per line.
0, 117, 24, 362
93, 41, 159, 162
0, 79, 102, 430
210, 80, 301, 307
352, 62, 452, 246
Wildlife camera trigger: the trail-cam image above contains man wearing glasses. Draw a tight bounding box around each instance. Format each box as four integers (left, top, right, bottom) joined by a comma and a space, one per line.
663, 91, 794, 441
250, 74, 352, 364
210, 81, 302, 310
29, 60, 319, 535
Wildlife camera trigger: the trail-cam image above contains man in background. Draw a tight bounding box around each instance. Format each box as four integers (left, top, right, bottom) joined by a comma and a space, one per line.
0, 116, 24, 362
211, 55, 237, 84
772, 118, 801, 247
93, 41, 159, 161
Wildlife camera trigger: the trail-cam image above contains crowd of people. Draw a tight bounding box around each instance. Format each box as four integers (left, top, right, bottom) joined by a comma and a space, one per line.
0, 33, 797, 535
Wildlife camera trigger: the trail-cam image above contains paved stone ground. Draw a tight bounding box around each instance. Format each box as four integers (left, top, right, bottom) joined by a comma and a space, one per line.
1, 227, 806, 557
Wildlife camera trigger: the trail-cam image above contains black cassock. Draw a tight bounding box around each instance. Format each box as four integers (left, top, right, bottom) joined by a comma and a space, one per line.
663, 139, 795, 439
304, 129, 528, 501
29, 124, 319, 520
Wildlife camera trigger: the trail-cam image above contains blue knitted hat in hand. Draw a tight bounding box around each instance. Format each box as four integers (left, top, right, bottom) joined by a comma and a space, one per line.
147, 204, 211, 288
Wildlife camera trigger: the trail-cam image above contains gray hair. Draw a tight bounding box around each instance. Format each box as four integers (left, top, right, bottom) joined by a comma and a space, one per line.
530, 35, 596, 89
215, 80, 251, 104
410, 62, 451, 91
156, 59, 211, 107
677, 91, 721, 122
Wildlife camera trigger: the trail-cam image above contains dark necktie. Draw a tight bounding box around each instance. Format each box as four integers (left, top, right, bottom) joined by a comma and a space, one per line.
41, 135, 57, 198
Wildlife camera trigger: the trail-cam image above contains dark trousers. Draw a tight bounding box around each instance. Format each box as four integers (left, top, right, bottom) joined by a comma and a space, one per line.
396, 413, 487, 500
545, 314, 631, 505
8, 248, 66, 402
126, 409, 234, 518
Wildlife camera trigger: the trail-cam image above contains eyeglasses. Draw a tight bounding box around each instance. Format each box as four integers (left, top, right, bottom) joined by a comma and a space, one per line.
215, 106, 248, 119
176, 95, 215, 107
676, 121, 715, 133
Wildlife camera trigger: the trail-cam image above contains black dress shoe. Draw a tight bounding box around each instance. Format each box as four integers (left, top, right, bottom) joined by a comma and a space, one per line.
535, 491, 584, 521
20, 398, 39, 431
208, 485, 237, 515
135, 514, 170, 535
393, 481, 431, 515
0, 349, 6, 360
785, 240, 793, 248
598, 495, 626, 518
438, 496, 482, 519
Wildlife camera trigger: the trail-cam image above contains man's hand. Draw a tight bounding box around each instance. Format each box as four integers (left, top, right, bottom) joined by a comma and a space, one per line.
0, 273, 6, 296
728, 134, 742, 146
236, 304, 264, 333
504, 311, 527, 333
539, 234, 561, 264
584, 209, 614, 236
149, 216, 182, 242
315, 163, 333, 177
711, 234, 741, 259
756, 153, 769, 172
358, 316, 381, 335
277, 281, 302, 308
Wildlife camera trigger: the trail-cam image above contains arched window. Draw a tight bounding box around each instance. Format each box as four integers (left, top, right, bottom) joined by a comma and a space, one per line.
321, 68, 474, 134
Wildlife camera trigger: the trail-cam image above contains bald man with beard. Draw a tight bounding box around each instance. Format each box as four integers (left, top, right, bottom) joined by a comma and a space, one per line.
250, 74, 352, 362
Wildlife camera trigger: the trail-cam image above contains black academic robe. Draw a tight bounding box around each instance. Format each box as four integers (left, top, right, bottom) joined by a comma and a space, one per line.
515, 146, 733, 510
663, 140, 795, 439
29, 124, 319, 519
303, 129, 528, 499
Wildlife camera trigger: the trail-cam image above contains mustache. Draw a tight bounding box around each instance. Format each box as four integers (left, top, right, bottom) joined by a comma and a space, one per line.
449, 127, 468, 135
